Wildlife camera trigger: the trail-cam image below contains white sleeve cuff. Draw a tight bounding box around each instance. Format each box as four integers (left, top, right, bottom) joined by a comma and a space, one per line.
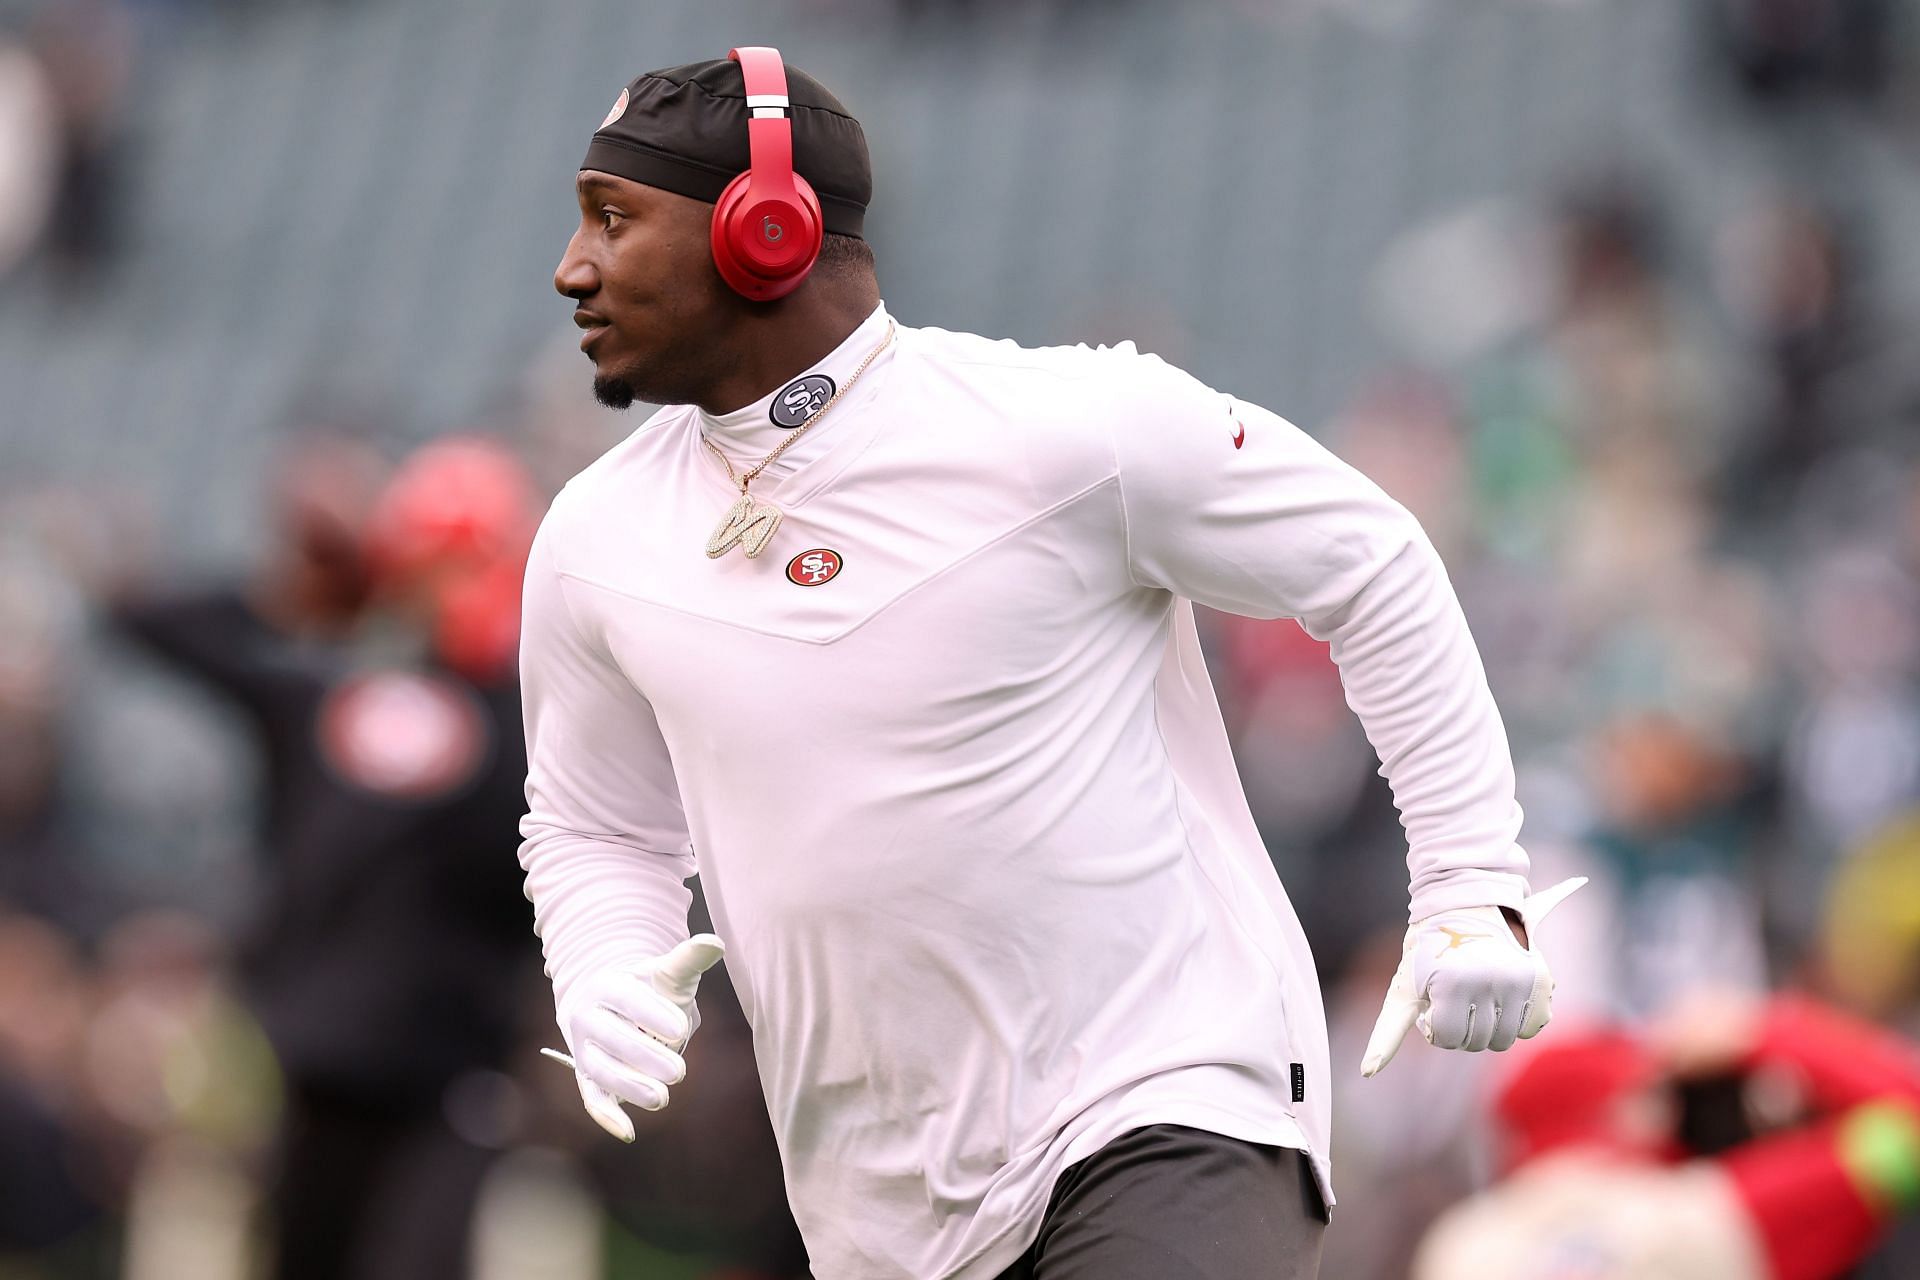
1407, 866, 1530, 923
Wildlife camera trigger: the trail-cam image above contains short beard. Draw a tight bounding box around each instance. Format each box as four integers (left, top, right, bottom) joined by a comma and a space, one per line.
593, 373, 640, 410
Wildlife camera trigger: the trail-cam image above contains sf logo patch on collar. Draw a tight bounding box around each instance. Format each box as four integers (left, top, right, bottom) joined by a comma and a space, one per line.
786, 548, 843, 586
772, 374, 835, 428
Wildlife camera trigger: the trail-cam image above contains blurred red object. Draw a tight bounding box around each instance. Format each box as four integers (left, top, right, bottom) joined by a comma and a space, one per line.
1492, 1028, 1665, 1173
364, 437, 536, 581
364, 437, 538, 682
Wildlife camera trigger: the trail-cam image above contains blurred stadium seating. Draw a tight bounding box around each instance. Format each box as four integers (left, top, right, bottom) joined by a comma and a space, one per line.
2, 0, 1912, 541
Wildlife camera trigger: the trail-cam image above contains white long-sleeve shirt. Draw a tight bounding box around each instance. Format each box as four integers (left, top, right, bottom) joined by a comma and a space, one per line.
518, 303, 1531, 1279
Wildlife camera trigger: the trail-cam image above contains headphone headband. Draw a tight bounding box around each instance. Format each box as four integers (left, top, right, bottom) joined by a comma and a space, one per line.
731, 47, 796, 197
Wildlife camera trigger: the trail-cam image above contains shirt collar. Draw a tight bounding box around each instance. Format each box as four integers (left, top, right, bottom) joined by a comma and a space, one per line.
697, 303, 892, 475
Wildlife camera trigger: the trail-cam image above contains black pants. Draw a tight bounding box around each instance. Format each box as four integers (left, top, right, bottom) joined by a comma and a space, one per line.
270, 1085, 495, 1280
996, 1125, 1327, 1280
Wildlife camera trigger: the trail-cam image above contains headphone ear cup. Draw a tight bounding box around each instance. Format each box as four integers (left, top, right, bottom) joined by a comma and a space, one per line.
710, 172, 824, 302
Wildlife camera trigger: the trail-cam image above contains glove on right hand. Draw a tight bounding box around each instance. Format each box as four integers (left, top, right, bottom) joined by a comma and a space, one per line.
1361, 877, 1585, 1077
547, 933, 726, 1142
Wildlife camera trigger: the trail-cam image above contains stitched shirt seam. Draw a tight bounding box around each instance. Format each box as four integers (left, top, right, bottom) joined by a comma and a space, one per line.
555, 474, 1122, 648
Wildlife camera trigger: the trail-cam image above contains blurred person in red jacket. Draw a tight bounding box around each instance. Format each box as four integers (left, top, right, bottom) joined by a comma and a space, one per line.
1414, 994, 1920, 1280
113, 435, 543, 1280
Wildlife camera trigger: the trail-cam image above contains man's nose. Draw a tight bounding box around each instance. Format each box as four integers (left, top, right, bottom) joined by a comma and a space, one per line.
555, 233, 597, 299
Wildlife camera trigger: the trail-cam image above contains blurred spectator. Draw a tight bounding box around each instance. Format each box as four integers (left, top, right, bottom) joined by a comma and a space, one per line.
0, 911, 110, 1270
25, 0, 133, 275
0, 503, 115, 941
1712, 199, 1884, 517
109, 435, 544, 1280
88, 909, 275, 1280
1822, 814, 1920, 1028
1704, 0, 1893, 104
0, 24, 58, 276
1416, 995, 1920, 1279
1580, 712, 1772, 1018
1784, 548, 1920, 858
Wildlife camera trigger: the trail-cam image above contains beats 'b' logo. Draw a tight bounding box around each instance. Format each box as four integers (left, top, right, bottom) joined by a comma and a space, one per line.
762, 215, 786, 244
786, 548, 843, 586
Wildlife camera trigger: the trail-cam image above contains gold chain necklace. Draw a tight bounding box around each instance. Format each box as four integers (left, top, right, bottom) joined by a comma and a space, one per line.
703, 320, 897, 560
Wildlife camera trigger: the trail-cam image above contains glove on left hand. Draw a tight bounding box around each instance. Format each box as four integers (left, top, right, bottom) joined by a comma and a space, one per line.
1361, 877, 1586, 1077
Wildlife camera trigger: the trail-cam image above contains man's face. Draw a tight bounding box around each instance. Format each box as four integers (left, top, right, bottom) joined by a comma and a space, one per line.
555, 172, 737, 409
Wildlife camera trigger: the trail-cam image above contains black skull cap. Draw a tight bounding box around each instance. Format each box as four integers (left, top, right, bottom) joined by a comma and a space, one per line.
582, 56, 871, 239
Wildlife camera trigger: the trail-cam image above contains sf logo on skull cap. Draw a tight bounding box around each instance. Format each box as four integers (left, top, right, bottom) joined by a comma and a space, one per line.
786, 548, 843, 586
771, 374, 835, 428
598, 87, 629, 130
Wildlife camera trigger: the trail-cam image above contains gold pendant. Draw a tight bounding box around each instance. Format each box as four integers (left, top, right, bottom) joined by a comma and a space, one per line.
706, 491, 783, 559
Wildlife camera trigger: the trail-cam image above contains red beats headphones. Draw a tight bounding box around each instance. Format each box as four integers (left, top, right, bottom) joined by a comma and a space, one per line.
710, 46, 825, 302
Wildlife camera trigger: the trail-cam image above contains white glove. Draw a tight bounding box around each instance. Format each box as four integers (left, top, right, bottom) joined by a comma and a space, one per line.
541, 933, 726, 1141
1361, 877, 1586, 1077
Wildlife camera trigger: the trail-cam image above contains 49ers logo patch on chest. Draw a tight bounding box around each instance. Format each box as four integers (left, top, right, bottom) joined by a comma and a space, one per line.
786, 548, 843, 586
